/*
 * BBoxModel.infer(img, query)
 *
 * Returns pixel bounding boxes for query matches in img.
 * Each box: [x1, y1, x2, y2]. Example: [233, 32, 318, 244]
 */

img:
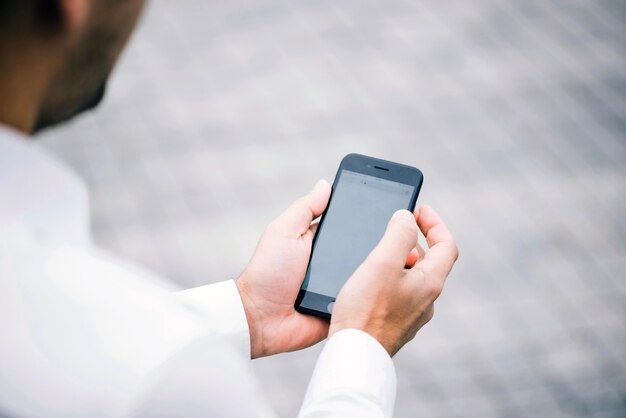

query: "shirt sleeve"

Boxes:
[177, 280, 251, 359]
[298, 328, 397, 418]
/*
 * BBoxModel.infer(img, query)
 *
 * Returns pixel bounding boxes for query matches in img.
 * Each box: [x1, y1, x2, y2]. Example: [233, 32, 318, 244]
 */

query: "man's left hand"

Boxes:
[236, 180, 331, 358]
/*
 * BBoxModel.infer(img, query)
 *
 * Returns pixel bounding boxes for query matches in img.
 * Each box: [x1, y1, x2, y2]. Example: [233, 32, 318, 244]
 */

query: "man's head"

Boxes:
[0, 0, 145, 133]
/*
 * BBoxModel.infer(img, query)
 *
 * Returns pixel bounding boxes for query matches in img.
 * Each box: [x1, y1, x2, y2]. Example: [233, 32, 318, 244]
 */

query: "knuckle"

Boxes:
[294, 196, 308, 209]
[266, 219, 279, 231]
[452, 241, 460, 261]
[367, 253, 399, 273]
[425, 281, 443, 300]
[427, 305, 435, 321]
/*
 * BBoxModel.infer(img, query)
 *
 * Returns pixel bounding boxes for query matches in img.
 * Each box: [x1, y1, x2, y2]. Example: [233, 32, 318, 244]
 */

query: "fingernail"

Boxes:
[313, 179, 326, 192]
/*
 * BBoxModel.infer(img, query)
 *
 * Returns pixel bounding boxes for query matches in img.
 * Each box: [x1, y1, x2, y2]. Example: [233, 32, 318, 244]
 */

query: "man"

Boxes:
[0, 1, 458, 417]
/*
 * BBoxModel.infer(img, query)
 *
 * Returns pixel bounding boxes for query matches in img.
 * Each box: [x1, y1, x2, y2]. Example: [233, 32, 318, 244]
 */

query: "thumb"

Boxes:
[366, 210, 418, 270]
[272, 180, 331, 237]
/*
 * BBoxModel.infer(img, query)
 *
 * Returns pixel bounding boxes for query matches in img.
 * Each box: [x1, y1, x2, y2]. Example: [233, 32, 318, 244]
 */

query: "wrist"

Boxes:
[330, 320, 399, 357]
[235, 276, 264, 359]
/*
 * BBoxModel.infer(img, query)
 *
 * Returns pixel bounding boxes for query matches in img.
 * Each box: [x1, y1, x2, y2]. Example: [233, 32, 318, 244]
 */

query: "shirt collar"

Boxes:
[0, 124, 90, 245]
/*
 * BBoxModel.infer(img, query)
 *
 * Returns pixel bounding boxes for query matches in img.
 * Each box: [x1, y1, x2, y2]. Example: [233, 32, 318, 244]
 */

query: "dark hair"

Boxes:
[0, 2, 22, 25]
[0, 2, 12, 28]
[0, 1, 61, 31]
[0, 1, 9, 17]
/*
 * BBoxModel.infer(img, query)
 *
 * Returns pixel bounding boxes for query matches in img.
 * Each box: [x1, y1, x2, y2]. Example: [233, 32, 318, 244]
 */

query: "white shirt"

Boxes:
[0, 125, 397, 418]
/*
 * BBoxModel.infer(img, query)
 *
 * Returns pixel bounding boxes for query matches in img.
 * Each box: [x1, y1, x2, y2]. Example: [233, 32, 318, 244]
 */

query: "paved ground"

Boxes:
[41, 0, 626, 416]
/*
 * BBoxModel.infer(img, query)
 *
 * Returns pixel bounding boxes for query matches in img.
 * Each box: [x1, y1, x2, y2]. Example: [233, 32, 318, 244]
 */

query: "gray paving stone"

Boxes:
[39, 0, 626, 416]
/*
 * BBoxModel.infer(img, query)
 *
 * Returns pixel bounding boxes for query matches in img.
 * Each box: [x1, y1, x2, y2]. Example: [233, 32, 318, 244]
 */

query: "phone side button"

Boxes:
[327, 301, 335, 314]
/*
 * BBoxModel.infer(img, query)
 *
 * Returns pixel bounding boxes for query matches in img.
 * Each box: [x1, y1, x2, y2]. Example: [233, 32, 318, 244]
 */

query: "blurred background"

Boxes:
[40, 0, 625, 416]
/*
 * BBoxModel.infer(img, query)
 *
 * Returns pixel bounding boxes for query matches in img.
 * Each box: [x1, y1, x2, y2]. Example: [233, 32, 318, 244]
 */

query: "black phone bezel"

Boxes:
[294, 153, 424, 320]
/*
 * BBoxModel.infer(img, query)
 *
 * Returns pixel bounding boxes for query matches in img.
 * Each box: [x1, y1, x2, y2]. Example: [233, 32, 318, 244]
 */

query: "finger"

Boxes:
[405, 248, 419, 268]
[413, 205, 458, 278]
[416, 242, 426, 260]
[309, 221, 320, 237]
[367, 209, 418, 269]
[273, 180, 331, 237]
[405, 242, 426, 268]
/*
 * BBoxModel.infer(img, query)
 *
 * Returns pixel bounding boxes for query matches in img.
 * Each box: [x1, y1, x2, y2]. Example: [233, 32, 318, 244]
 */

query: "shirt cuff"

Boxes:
[177, 280, 250, 359]
[302, 328, 397, 416]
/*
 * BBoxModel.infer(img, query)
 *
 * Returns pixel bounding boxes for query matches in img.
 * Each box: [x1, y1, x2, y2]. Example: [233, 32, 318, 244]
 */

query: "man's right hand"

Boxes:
[329, 205, 458, 357]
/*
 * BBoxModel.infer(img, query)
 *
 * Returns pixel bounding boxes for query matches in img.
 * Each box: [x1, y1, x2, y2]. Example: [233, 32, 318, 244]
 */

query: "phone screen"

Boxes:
[302, 169, 415, 299]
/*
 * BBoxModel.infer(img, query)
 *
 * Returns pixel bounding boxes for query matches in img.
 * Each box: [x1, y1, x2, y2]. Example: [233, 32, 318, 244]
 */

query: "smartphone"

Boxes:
[295, 153, 424, 319]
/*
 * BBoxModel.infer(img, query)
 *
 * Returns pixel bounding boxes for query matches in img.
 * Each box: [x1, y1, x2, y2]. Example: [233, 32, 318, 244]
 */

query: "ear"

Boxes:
[39, 0, 90, 32]
[59, 0, 90, 30]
